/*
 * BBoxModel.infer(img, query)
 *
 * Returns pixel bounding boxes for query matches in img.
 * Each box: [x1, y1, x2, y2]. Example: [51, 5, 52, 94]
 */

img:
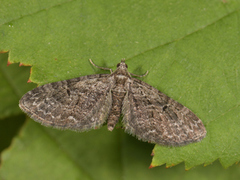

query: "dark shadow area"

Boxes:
[0, 114, 26, 164]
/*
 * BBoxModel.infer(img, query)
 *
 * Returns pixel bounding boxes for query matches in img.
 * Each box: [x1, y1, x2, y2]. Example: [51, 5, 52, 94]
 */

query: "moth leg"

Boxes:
[89, 59, 113, 73]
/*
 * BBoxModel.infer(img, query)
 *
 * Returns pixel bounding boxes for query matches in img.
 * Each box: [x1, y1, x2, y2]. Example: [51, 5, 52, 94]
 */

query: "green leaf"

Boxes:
[0, 53, 36, 118]
[0, 0, 240, 178]
[1, 120, 240, 180]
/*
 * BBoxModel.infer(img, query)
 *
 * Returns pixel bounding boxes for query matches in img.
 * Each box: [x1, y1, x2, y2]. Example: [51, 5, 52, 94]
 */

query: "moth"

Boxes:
[19, 59, 206, 146]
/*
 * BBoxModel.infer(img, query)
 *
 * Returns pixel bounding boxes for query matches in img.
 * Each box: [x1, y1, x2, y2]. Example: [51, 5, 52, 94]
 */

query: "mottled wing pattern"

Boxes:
[19, 74, 113, 131]
[122, 78, 206, 146]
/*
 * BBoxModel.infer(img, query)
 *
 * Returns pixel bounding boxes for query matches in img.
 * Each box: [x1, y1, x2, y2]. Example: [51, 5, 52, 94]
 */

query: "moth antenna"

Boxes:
[89, 59, 113, 73]
[130, 70, 149, 77]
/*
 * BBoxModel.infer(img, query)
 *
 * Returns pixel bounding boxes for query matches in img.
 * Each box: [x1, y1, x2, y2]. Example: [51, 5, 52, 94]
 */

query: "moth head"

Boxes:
[117, 58, 128, 69]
